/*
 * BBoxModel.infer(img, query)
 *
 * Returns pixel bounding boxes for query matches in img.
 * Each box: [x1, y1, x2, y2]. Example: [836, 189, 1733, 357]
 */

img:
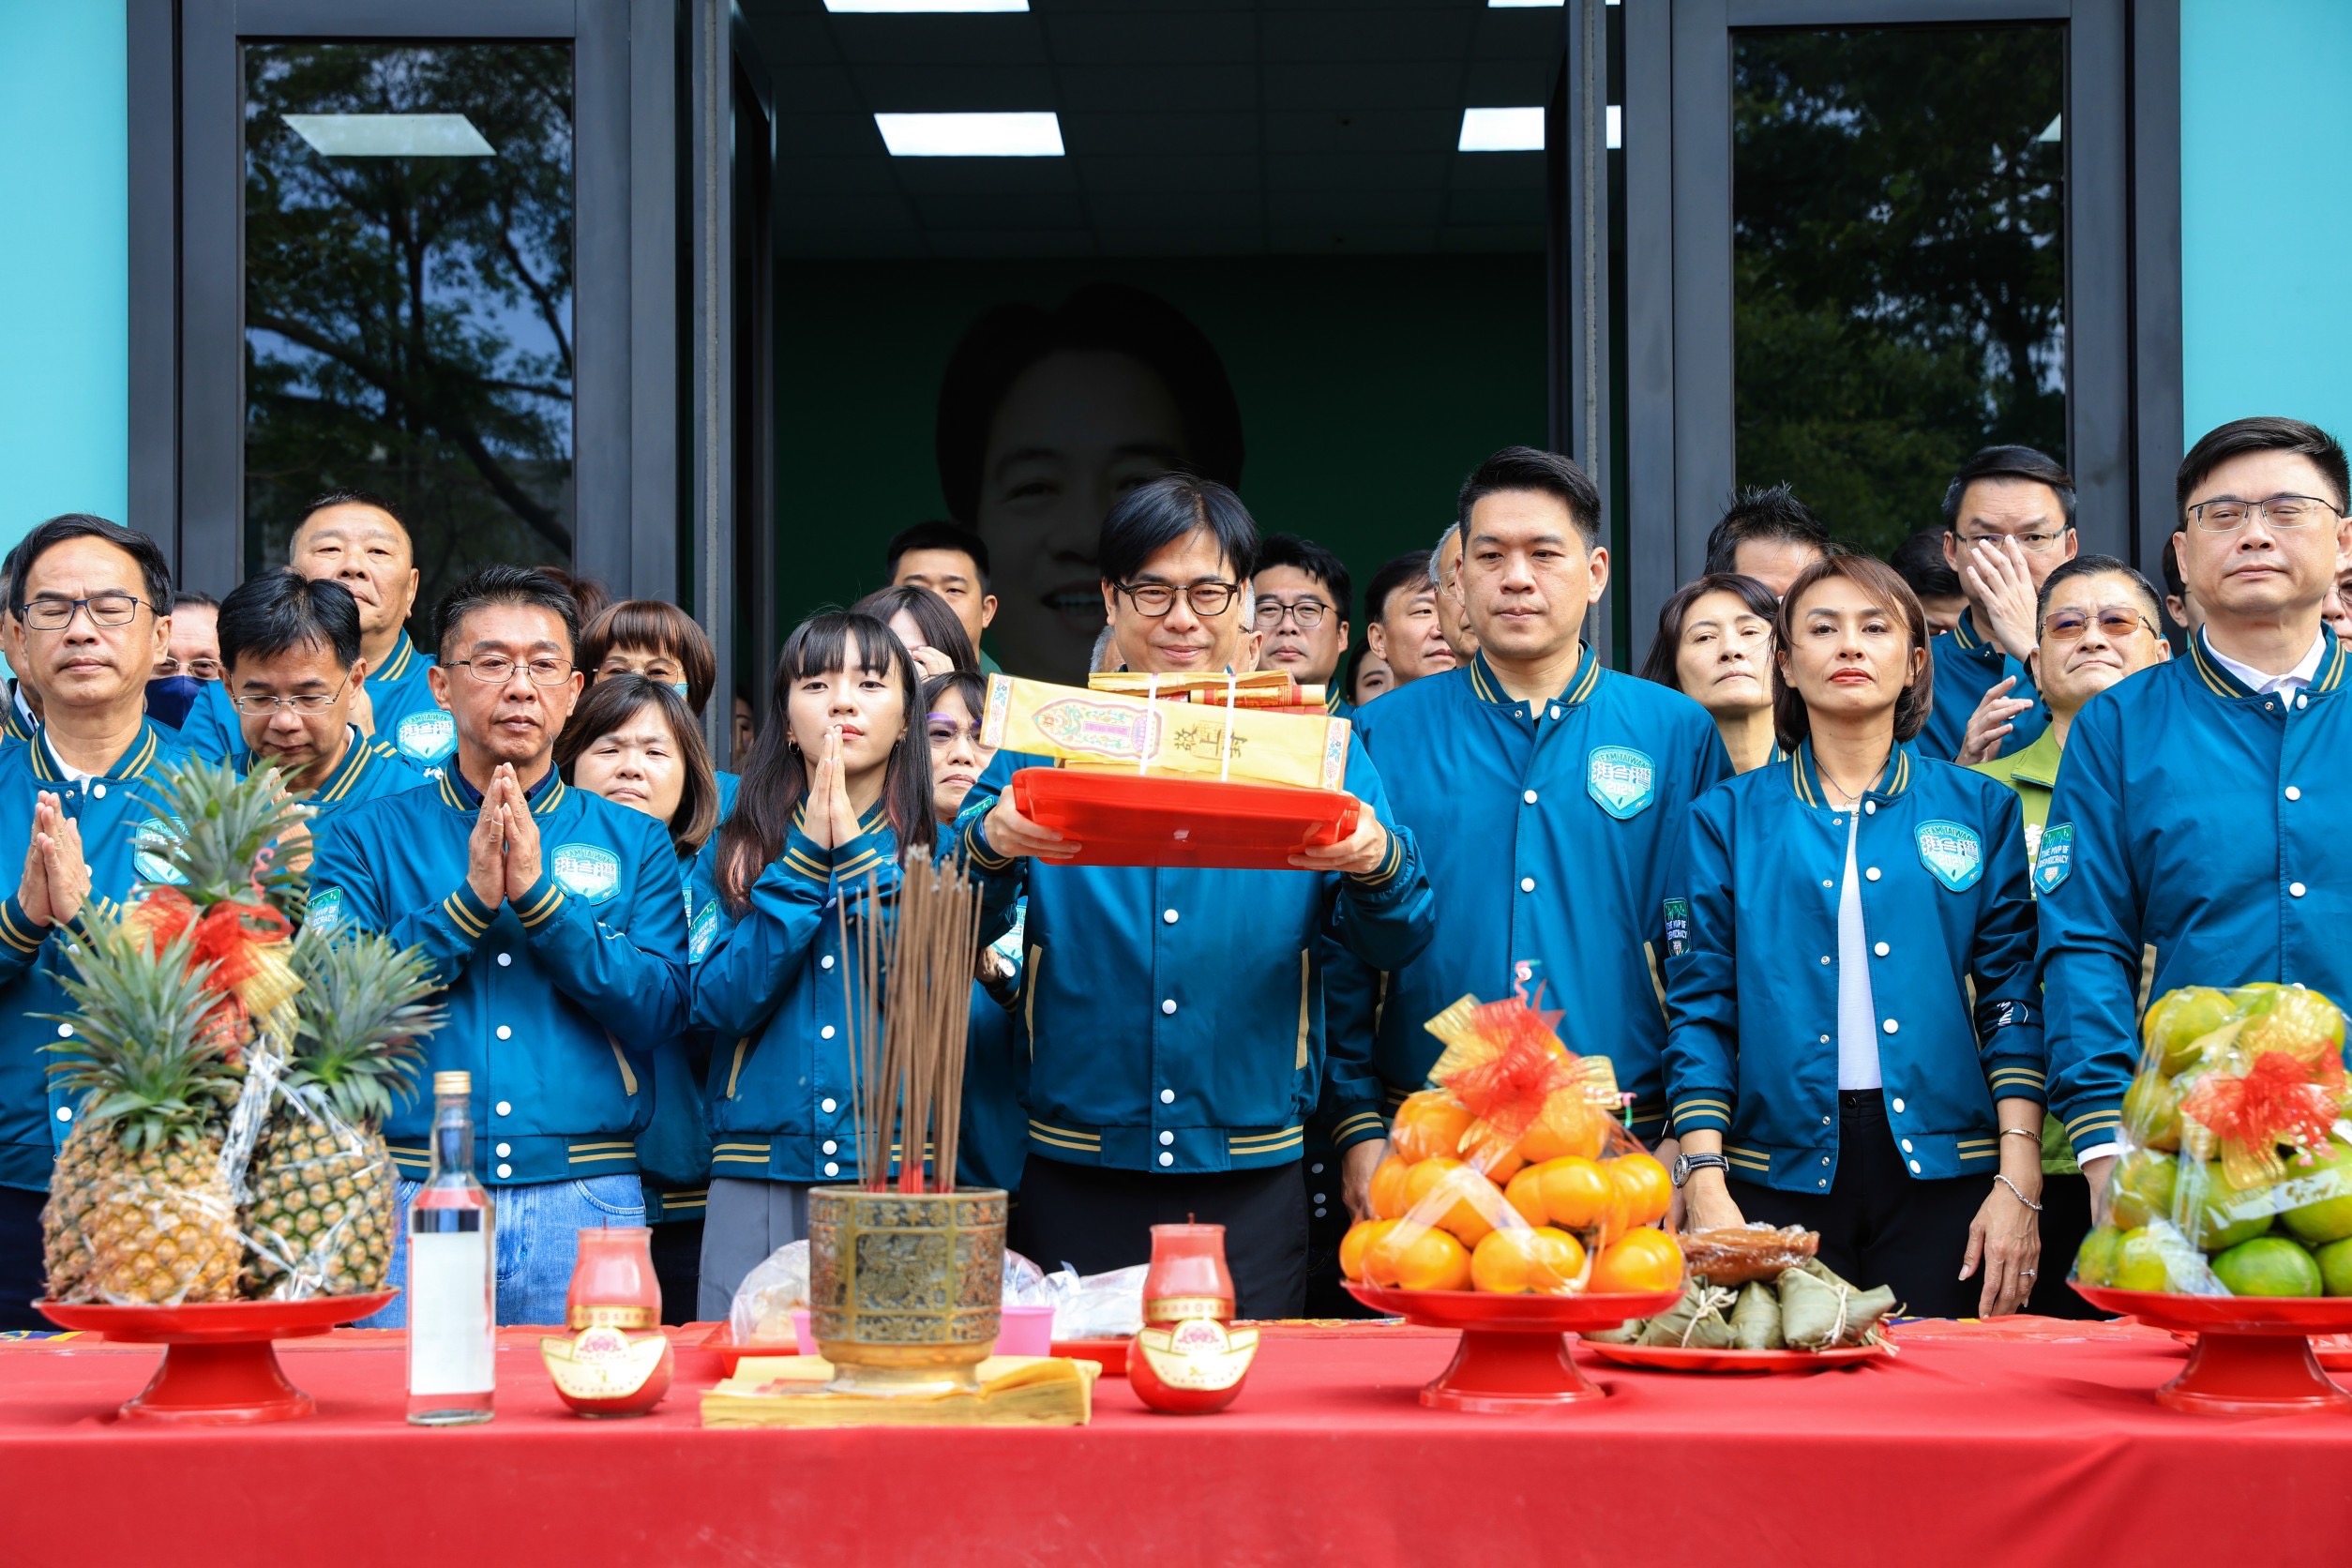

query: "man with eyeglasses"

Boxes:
[217, 571, 421, 868]
[0, 513, 190, 1327]
[1252, 533, 1353, 713]
[1921, 445, 2082, 762]
[2043, 417, 2352, 1215]
[1970, 554, 2169, 1314]
[961, 475, 1435, 1318]
[311, 565, 688, 1327]
[149, 589, 221, 730]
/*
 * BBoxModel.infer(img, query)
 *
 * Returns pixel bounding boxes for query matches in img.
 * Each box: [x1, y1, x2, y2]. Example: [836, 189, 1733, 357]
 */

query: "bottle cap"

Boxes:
[433, 1070, 472, 1097]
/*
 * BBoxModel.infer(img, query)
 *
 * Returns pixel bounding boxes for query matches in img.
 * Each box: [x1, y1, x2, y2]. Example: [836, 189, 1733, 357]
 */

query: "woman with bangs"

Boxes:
[580, 598, 740, 812]
[688, 610, 935, 1314]
[1662, 554, 2046, 1319]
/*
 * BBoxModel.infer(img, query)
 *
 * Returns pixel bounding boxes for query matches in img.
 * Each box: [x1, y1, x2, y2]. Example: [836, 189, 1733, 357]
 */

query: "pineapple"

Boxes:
[140, 758, 311, 921]
[240, 927, 441, 1299]
[40, 913, 244, 1304]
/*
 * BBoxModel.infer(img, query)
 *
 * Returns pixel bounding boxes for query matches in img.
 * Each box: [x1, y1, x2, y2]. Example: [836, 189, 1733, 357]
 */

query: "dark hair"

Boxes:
[1941, 445, 2077, 531]
[936, 284, 1244, 525]
[554, 673, 720, 857]
[1344, 638, 1391, 705]
[1705, 484, 1831, 575]
[580, 600, 719, 716]
[1890, 525, 1962, 602]
[1457, 445, 1603, 545]
[886, 520, 992, 589]
[852, 583, 981, 672]
[218, 571, 363, 671]
[537, 569, 611, 634]
[1255, 533, 1352, 624]
[9, 514, 174, 618]
[2035, 553, 2164, 627]
[433, 565, 580, 662]
[1636, 573, 1781, 691]
[2176, 415, 2351, 519]
[921, 668, 989, 727]
[303, 488, 409, 535]
[173, 591, 220, 612]
[1364, 550, 1435, 626]
[1771, 555, 1934, 752]
[2161, 532, 2187, 598]
[1097, 473, 1259, 589]
[716, 611, 933, 912]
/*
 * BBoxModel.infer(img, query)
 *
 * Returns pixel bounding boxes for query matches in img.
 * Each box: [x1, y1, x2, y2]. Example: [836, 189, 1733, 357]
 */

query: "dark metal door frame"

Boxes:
[127, 0, 680, 606]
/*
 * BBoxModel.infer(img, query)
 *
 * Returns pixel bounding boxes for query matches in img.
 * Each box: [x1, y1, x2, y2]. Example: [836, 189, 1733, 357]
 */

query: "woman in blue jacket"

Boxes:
[1664, 554, 2046, 1319]
[688, 611, 934, 1317]
[556, 673, 724, 1322]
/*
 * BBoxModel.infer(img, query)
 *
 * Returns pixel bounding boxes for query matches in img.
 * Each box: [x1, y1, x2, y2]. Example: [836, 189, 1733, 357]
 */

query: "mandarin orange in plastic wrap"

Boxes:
[1470, 1226, 1587, 1294]
[1530, 1156, 1613, 1231]
[1607, 1153, 1674, 1229]
[1403, 1157, 1498, 1247]
[1339, 1217, 1398, 1283]
[1367, 1154, 1411, 1221]
[1501, 1164, 1549, 1228]
[1371, 1224, 1472, 1291]
[1389, 1090, 1473, 1164]
[1516, 1093, 1607, 1164]
[1590, 1227, 1685, 1294]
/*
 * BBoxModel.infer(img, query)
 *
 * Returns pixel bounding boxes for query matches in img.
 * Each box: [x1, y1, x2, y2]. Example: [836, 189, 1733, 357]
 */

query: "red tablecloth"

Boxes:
[2, 1319, 2349, 1566]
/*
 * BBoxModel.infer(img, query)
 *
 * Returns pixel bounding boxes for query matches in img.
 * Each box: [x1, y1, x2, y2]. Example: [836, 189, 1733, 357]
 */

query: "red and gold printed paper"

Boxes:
[981, 673, 1349, 791]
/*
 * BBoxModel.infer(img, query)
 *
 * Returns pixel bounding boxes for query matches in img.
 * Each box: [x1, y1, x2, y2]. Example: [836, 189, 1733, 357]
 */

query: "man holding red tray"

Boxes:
[1345, 446, 1735, 1168]
[955, 476, 1437, 1319]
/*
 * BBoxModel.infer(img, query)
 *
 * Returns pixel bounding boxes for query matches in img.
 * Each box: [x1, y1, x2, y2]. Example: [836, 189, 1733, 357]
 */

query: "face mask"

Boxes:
[667, 681, 690, 700]
[145, 674, 205, 730]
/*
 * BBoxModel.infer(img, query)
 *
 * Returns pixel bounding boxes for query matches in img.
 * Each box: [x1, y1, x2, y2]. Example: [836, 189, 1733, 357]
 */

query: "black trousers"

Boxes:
[0, 1185, 45, 1331]
[1301, 1130, 1380, 1319]
[651, 1217, 704, 1327]
[1011, 1153, 1307, 1319]
[1730, 1093, 2000, 1320]
[2028, 1173, 2101, 1319]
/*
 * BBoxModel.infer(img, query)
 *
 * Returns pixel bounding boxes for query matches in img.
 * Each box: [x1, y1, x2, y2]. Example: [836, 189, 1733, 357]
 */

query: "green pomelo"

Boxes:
[2211, 1236, 2323, 1298]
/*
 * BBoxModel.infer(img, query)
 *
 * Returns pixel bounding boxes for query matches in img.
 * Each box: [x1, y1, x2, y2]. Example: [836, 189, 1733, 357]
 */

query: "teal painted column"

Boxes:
[2181, 0, 2352, 446]
[0, 2, 128, 550]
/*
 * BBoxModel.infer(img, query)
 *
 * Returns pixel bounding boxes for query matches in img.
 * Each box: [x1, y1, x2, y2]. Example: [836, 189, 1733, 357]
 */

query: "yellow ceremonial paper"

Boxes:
[982, 673, 1350, 791]
[698, 1353, 1097, 1429]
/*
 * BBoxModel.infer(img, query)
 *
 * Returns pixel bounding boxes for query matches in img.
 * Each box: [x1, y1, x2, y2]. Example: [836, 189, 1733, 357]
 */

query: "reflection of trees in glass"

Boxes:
[1733, 27, 2064, 558]
[244, 43, 573, 633]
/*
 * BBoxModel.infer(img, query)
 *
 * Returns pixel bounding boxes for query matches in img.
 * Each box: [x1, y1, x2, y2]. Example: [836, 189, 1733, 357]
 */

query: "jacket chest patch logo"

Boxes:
[1586, 746, 1656, 820]
[309, 886, 346, 934]
[396, 710, 457, 765]
[552, 843, 622, 905]
[1914, 819, 1983, 892]
[2033, 822, 2073, 895]
[132, 817, 187, 886]
[688, 900, 718, 962]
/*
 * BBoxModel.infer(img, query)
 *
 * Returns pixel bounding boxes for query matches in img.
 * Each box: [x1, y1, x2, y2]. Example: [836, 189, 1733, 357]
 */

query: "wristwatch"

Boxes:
[1670, 1152, 1730, 1188]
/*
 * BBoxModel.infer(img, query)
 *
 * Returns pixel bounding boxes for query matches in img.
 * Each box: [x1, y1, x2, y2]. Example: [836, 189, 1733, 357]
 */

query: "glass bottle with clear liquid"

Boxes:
[406, 1070, 496, 1425]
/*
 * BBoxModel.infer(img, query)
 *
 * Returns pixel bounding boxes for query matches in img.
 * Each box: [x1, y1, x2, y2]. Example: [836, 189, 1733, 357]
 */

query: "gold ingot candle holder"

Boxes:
[807, 1186, 1009, 1395]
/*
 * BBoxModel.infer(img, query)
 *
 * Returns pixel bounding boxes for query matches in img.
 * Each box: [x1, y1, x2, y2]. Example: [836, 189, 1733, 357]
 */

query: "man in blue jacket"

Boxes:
[178, 490, 450, 775]
[1347, 447, 1733, 1156]
[311, 566, 687, 1326]
[1919, 445, 2080, 761]
[2043, 416, 2352, 1210]
[0, 513, 189, 1327]
[960, 475, 1437, 1317]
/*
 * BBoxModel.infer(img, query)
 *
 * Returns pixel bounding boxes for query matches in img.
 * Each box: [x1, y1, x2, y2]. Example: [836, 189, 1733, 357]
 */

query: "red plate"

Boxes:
[1582, 1338, 1892, 1374]
[36, 1292, 395, 1424]
[1343, 1284, 1683, 1413]
[1011, 768, 1358, 871]
[697, 1319, 803, 1372]
[2073, 1285, 2352, 1415]
[1052, 1338, 1129, 1376]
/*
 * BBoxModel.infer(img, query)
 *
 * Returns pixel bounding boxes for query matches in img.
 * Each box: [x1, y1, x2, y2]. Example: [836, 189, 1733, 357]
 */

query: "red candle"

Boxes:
[1142, 1223, 1235, 1324]
[543, 1228, 672, 1417]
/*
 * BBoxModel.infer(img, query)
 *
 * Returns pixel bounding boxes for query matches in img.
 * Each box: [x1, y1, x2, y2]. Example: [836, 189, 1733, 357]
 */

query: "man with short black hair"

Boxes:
[2043, 417, 2352, 1212]
[311, 565, 687, 1326]
[2161, 533, 2202, 640]
[1252, 532, 1352, 711]
[1348, 448, 1733, 1155]
[0, 548, 41, 745]
[1921, 445, 2081, 761]
[1702, 484, 1832, 599]
[1363, 551, 1455, 688]
[0, 513, 189, 1327]
[962, 475, 1435, 1318]
[887, 520, 1001, 675]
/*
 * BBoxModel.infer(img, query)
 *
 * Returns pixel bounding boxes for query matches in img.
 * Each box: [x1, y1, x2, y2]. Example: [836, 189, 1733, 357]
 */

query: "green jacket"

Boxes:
[1968, 726, 2074, 1175]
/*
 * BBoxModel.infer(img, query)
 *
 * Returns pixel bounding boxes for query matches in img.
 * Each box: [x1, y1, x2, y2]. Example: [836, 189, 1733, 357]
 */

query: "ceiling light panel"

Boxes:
[875, 112, 1065, 157]
[1457, 107, 1544, 153]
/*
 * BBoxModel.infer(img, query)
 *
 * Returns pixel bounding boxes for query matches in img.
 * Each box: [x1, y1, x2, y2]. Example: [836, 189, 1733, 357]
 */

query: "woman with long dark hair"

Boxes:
[554, 674, 721, 1320]
[689, 611, 935, 1315]
[1638, 572, 1783, 774]
[1663, 554, 2044, 1319]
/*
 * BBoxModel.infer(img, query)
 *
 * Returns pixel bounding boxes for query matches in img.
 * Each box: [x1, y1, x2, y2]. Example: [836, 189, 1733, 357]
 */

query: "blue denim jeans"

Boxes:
[362, 1174, 647, 1328]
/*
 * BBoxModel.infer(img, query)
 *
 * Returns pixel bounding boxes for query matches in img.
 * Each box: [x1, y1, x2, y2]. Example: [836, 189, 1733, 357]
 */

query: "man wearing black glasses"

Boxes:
[0, 513, 189, 1327]
[1251, 533, 1352, 712]
[1922, 445, 2082, 762]
[218, 571, 423, 867]
[311, 565, 687, 1328]
[2043, 417, 2352, 1217]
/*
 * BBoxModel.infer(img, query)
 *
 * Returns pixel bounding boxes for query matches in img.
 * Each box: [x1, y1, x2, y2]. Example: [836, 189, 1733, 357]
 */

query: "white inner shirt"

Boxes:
[2206, 626, 2327, 694]
[1835, 808, 1881, 1091]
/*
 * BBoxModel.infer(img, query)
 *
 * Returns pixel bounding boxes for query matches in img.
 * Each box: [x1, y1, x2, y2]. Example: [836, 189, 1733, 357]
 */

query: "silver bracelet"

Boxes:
[1996, 1172, 2044, 1213]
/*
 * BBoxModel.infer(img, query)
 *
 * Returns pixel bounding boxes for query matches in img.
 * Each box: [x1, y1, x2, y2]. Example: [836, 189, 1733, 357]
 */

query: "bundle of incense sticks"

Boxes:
[837, 852, 985, 1193]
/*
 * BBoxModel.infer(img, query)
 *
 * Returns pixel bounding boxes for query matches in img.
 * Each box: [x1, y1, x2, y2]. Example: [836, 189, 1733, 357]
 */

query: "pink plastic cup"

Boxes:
[995, 1304, 1057, 1357]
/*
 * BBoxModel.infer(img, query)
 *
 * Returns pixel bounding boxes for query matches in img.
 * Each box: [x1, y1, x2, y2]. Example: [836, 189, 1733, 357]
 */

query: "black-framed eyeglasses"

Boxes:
[1116, 580, 1240, 619]
[14, 593, 152, 631]
[451, 654, 576, 686]
[230, 677, 351, 716]
[2043, 608, 2157, 643]
[1253, 596, 1330, 630]
[2186, 494, 2344, 533]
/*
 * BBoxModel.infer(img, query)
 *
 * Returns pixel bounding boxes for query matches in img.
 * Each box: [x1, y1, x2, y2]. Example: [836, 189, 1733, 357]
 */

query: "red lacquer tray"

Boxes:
[1052, 1337, 1129, 1376]
[698, 1319, 798, 1373]
[1582, 1337, 1894, 1374]
[1344, 1284, 1682, 1413]
[37, 1291, 396, 1424]
[2073, 1286, 2352, 1415]
[1011, 768, 1358, 870]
